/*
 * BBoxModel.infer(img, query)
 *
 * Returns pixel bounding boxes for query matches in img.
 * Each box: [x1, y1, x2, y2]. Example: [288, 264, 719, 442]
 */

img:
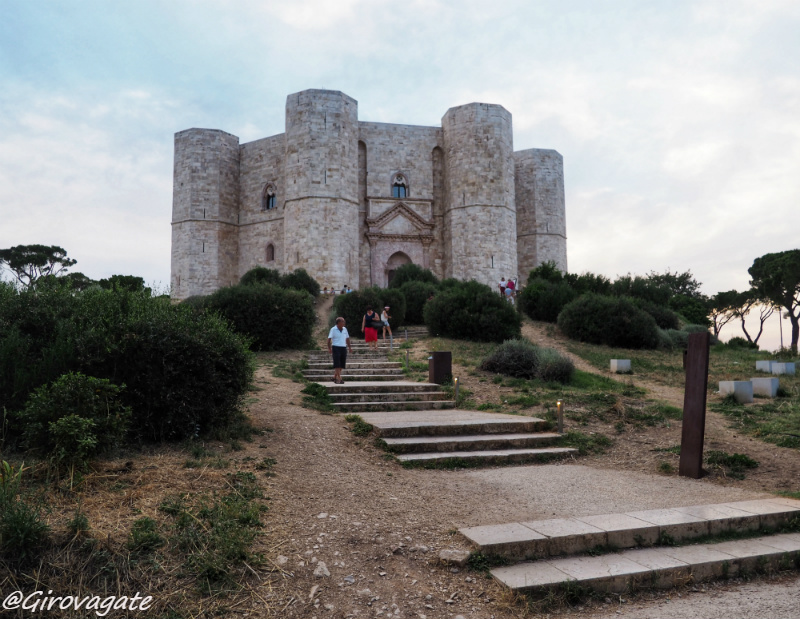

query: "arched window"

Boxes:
[262, 183, 277, 211]
[391, 173, 408, 199]
[266, 243, 275, 262]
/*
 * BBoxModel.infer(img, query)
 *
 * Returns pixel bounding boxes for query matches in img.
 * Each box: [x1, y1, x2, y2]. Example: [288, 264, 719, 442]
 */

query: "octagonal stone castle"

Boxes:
[170, 89, 567, 299]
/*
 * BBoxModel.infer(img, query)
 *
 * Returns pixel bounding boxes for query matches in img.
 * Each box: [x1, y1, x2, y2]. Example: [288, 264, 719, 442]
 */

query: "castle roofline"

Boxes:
[175, 128, 240, 139]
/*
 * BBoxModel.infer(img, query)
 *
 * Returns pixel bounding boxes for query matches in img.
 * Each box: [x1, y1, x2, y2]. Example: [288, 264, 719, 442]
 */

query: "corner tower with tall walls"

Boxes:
[515, 149, 567, 284]
[171, 129, 240, 298]
[441, 103, 518, 286]
[283, 90, 360, 289]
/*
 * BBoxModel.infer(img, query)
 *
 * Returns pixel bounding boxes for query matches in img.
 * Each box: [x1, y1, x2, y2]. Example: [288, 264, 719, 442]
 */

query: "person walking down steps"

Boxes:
[381, 306, 392, 348]
[362, 307, 380, 351]
[327, 317, 352, 384]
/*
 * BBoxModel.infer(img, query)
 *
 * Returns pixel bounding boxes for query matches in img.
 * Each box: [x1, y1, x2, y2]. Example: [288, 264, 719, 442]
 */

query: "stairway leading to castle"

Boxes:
[309, 327, 577, 466]
[460, 497, 800, 595]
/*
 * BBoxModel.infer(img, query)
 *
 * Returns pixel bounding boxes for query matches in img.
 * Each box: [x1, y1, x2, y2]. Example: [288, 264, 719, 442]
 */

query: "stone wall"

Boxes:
[442, 103, 517, 287]
[515, 148, 567, 284]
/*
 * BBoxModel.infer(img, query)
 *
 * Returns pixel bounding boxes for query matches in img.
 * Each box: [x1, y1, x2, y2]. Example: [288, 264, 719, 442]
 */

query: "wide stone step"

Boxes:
[329, 391, 449, 403]
[324, 381, 443, 394]
[308, 361, 402, 369]
[307, 374, 405, 382]
[333, 400, 456, 412]
[383, 432, 563, 454]
[304, 368, 404, 376]
[358, 410, 550, 438]
[395, 447, 576, 465]
[308, 354, 389, 362]
[491, 532, 800, 595]
[460, 498, 800, 563]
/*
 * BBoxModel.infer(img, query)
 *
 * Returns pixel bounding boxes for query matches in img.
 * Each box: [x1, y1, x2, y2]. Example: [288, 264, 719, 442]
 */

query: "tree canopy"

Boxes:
[749, 250, 800, 353]
[0, 244, 77, 288]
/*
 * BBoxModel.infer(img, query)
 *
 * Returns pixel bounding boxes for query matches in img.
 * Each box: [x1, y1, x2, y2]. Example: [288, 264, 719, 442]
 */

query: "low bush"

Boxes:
[205, 283, 315, 351]
[240, 266, 320, 297]
[0, 461, 49, 559]
[424, 280, 520, 342]
[399, 281, 437, 325]
[634, 299, 680, 330]
[479, 339, 574, 384]
[518, 278, 577, 323]
[16, 373, 130, 472]
[725, 336, 759, 350]
[387, 263, 438, 288]
[0, 285, 254, 443]
[557, 294, 660, 349]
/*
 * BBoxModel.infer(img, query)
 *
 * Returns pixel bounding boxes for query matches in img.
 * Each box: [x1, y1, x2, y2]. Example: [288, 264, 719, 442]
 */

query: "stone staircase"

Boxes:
[460, 497, 800, 595]
[309, 326, 577, 466]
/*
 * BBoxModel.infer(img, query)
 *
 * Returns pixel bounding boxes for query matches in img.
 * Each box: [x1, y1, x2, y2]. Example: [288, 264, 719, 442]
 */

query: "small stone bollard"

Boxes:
[719, 381, 754, 404]
[771, 362, 796, 376]
[755, 360, 774, 373]
[751, 377, 779, 398]
[610, 359, 631, 373]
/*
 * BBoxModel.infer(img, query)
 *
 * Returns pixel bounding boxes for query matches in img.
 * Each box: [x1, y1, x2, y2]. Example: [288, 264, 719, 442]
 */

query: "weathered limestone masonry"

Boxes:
[170, 89, 567, 299]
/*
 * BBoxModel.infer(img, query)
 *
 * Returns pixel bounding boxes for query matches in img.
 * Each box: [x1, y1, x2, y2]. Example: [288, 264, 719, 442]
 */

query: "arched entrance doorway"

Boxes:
[386, 252, 412, 286]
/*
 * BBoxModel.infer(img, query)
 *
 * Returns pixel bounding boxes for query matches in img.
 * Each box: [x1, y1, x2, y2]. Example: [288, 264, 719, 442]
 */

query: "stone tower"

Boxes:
[515, 149, 568, 283]
[171, 129, 240, 298]
[441, 103, 518, 283]
[283, 90, 360, 289]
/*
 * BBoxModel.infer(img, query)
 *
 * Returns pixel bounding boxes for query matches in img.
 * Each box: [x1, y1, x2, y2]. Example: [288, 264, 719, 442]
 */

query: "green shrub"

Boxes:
[332, 287, 386, 338]
[611, 275, 671, 306]
[480, 339, 539, 378]
[281, 268, 320, 298]
[424, 280, 521, 342]
[240, 267, 282, 287]
[565, 272, 613, 296]
[557, 294, 660, 349]
[0, 287, 254, 443]
[399, 281, 437, 325]
[479, 339, 574, 383]
[387, 263, 438, 288]
[16, 373, 130, 471]
[633, 299, 680, 330]
[519, 278, 577, 322]
[527, 261, 563, 283]
[669, 294, 711, 327]
[725, 336, 759, 350]
[0, 461, 49, 559]
[205, 283, 315, 351]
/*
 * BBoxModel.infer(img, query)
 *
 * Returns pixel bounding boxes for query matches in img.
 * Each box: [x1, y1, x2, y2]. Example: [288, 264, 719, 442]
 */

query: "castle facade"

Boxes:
[170, 89, 567, 299]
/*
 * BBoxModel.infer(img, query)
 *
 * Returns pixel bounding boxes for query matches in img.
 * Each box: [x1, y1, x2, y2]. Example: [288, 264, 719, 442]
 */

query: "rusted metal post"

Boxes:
[679, 332, 710, 478]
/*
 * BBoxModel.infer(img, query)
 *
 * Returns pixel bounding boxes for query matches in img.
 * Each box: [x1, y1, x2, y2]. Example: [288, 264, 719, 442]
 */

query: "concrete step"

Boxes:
[307, 374, 406, 382]
[324, 381, 444, 394]
[395, 447, 577, 466]
[308, 361, 402, 369]
[491, 531, 800, 595]
[304, 367, 404, 376]
[461, 498, 800, 563]
[333, 400, 456, 412]
[358, 410, 550, 438]
[329, 391, 449, 403]
[383, 432, 563, 454]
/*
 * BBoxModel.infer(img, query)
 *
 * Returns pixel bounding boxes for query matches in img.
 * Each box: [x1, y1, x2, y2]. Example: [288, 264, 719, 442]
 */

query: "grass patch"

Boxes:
[778, 490, 800, 500]
[300, 382, 335, 413]
[344, 414, 374, 437]
[653, 444, 681, 454]
[706, 450, 759, 480]
[557, 431, 612, 455]
[477, 402, 504, 411]
[271, 358, 308, 381]
[711, 397, 800, 451]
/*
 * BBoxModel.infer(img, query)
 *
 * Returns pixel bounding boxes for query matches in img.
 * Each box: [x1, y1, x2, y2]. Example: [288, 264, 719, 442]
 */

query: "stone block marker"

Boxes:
[751, 377, 779, 398]
[772, 362, 796, 376]
[610, 359, 631, 373]
[719, 381, 754, 404]
[755, 360, 774, 372]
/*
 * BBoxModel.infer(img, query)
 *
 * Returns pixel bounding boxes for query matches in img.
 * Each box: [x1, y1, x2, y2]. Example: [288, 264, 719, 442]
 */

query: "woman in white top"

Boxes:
[381, 306, 392, 346]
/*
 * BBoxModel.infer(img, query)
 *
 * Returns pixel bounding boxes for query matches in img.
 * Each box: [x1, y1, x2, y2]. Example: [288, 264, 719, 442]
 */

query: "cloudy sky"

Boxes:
[1, 0, 798, 346]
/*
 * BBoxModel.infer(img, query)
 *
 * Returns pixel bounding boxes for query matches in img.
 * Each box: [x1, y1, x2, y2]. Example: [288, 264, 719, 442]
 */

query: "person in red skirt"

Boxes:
[361, 306, 380, 351]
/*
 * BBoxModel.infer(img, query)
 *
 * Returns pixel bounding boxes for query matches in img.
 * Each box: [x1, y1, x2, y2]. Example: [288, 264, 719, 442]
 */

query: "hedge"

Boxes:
[557, 294, 660, 349]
